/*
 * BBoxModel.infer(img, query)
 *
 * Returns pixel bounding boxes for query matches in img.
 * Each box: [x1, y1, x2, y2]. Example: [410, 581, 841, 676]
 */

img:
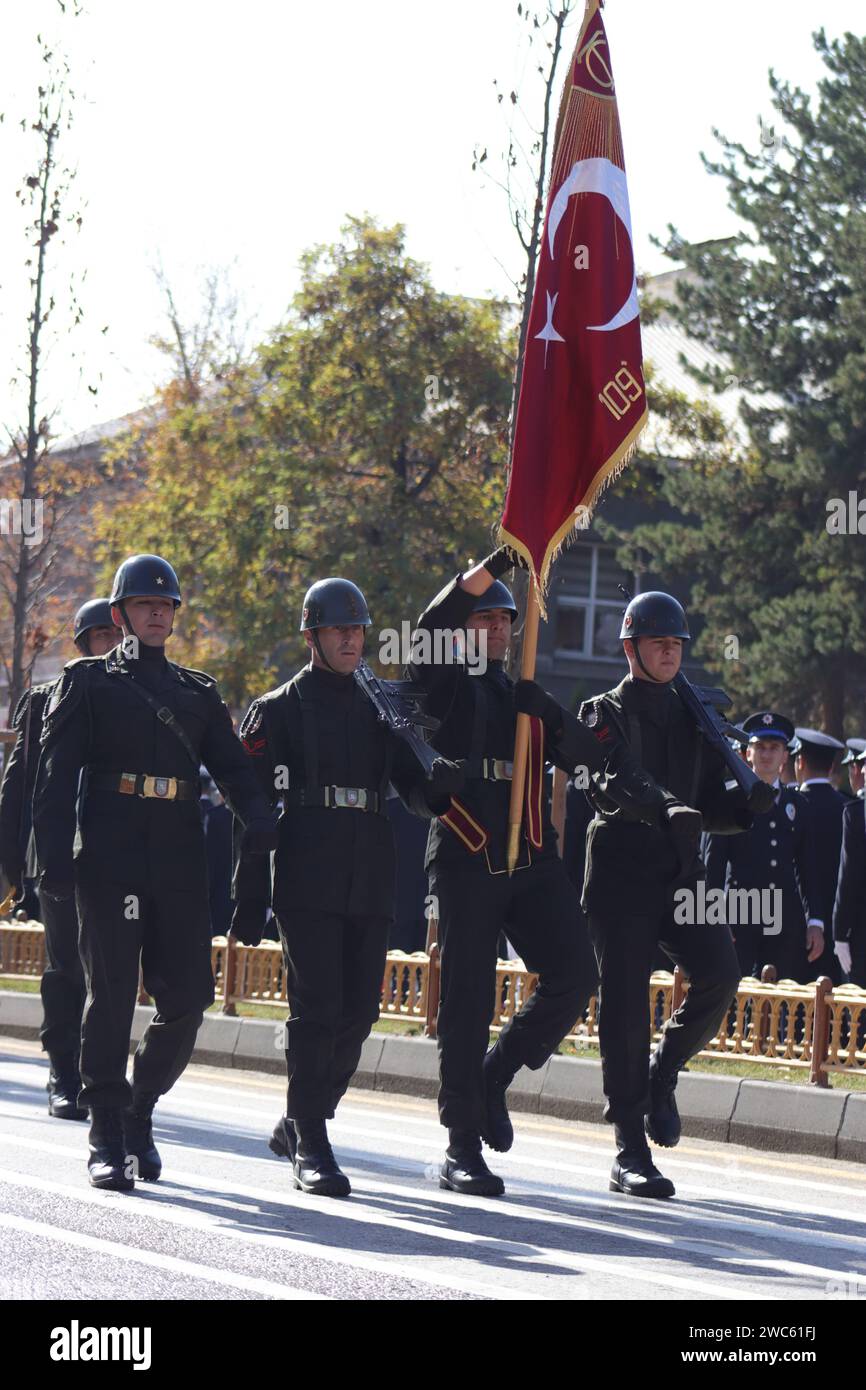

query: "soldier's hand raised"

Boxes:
[482, 546, 529, 579]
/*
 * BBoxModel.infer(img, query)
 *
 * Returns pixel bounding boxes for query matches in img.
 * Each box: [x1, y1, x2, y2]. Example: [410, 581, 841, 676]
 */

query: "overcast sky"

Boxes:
[2, 0, 863, 438]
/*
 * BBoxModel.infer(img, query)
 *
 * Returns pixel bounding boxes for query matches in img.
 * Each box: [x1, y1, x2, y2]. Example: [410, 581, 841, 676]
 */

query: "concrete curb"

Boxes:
[1, 990, 862, 1163]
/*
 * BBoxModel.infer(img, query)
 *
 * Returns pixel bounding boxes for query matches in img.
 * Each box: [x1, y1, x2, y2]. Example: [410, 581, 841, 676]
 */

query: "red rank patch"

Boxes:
[242, 736, 266, 756]
[593, 726, 612, 743]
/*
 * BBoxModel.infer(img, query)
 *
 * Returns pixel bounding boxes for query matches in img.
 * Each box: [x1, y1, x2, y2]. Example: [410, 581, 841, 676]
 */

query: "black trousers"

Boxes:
[37, 889, 86, 1066]
[589, 909, 740, 1127]
[432, 856, 597, 1132]
[277, 909, 390, 1120]
[76, 872, 215, 1110]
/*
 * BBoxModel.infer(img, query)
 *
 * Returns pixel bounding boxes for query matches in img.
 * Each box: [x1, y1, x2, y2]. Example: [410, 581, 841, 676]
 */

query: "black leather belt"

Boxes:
[87, 771, 198, 801]
[283, 786, 382, 813]
[462, 758, 514, 782]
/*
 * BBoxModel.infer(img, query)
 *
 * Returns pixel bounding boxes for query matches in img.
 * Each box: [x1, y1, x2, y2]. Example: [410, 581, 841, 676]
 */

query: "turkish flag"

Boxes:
[500, 0, 647, 595]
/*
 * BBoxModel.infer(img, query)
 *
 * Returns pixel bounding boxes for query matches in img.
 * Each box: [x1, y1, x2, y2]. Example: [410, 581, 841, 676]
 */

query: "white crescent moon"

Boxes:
[546, 156, 638, 332]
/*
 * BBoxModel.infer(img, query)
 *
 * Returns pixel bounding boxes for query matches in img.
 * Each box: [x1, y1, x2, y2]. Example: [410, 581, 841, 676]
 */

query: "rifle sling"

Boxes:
[113, 673, 201, 773]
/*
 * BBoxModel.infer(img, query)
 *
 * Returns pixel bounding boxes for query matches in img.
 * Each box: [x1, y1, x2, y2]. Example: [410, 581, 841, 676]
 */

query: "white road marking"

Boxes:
[0, 1144, 798, 1302]
[0, 1165, 510, 1301]
[0, 1209, 328, 1300]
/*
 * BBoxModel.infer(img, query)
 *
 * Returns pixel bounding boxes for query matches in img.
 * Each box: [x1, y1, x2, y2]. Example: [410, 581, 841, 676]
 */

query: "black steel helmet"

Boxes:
[620, 591, 689, 642]
[300, 578, 372, 631]
[472, 580, 517, 620]
[110, 554, 182, 607]
[73, 598, 117, 645]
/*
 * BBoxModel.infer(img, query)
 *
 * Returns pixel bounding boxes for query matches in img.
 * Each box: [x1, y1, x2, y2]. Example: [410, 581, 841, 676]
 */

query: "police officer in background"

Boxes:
[840, 739, 866, 801]
[834, 749, 866, 986]
[409, 550, 669, 1197]
[793, 729, 846, 983]
[232, 578, 459, 1198]
[0, 600, 121, 1120]
[705, 713, 824, 982]
[574, 592, 751, 1198]
[33, 555, 278, 1191]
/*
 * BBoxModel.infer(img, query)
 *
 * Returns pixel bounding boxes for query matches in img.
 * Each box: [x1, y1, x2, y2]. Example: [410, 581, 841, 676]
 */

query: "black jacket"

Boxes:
[407, 575, 637, 875]
[233, 663, 434, 918]
[579, 675, 750, 915]
[33, 646, 273, 892]
[0, 683, 51, 883]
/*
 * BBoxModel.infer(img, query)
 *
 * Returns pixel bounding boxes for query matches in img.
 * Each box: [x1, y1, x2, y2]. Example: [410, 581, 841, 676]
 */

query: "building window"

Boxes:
[554, 544, 632, 661]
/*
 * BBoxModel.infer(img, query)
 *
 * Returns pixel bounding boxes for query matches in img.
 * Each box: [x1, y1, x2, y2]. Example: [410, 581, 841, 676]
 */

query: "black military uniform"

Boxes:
[233, 578, 449, 1198]
[0, 600, 121, 1120]
[33, 555, 277, 1191]
[577, 593, 750, 1198]
[705, 713, 822, 982]
[833, 781, 866, 987]
[409, 553, 662, 1197]
[794, 728, 846, 983]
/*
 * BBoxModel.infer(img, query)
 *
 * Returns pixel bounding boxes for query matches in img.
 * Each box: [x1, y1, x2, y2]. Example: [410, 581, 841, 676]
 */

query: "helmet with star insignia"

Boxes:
[110, 554, 182, 607]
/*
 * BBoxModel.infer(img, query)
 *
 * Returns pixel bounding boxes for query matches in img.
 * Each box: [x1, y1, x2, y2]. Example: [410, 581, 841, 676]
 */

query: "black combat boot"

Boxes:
[122, 1093, 162, 1182]
[645, 1055, 682, 1148]
[481, 1043, 516, 1153]
[610, 1119, 675, 1199]
[47, 1059, 87, 1121]
[440, 1129, 505, 1196]
[268, 1115, 298, 1162]
[292, 1118, 351, 1197]
[88, 1108, 135, 1191]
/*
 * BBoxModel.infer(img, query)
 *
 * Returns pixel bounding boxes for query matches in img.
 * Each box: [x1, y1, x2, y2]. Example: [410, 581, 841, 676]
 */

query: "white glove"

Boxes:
[835, 941, 853, 976]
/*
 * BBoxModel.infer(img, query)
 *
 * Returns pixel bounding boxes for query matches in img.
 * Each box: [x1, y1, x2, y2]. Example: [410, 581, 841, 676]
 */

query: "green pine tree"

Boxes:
[621, 29, 866, 734]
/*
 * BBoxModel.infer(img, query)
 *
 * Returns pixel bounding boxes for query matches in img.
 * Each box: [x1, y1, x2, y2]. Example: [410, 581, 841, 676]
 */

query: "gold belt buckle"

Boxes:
[119, 773, 138, 796]
[141, 775, 177, 800]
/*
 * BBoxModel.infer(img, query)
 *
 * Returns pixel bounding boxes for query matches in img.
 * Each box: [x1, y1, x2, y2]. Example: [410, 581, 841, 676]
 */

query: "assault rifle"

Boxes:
[354, 659, 439, 774]
[673, 672, 775, 814]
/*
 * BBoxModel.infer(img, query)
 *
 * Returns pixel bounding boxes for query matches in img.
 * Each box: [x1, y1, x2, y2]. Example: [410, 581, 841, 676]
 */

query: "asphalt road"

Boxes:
[2, 1037, 865, 1303]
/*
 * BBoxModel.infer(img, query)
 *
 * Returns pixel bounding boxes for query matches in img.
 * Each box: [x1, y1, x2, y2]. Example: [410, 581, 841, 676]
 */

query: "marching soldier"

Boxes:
[408, 550, 667, 1197]
[32, 555, 278, 1191]
[0, 600, 121, 1120]
[232, 578, 460, 1198]
[569, 592, 751, 1198]
[793, 729, 847, 983]
[705, 713, 824, 982]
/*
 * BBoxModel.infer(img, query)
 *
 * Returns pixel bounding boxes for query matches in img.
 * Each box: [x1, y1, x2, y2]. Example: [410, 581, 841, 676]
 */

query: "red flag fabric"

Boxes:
[500, 0, 647, 595]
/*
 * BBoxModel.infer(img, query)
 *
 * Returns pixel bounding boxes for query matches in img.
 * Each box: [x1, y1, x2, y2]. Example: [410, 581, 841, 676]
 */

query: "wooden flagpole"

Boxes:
[506, 580, 542, 873]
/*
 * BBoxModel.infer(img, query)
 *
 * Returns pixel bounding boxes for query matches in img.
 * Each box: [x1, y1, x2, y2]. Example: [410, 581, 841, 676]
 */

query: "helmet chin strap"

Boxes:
[312, 630, 337, 673]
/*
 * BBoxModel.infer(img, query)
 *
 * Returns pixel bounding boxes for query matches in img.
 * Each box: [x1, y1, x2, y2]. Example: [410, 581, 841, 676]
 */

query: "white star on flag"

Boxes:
[535, 291, 565, 365]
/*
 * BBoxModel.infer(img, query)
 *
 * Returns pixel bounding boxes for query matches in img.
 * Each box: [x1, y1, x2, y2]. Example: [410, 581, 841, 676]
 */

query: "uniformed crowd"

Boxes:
[1, 547, 863, 1205]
